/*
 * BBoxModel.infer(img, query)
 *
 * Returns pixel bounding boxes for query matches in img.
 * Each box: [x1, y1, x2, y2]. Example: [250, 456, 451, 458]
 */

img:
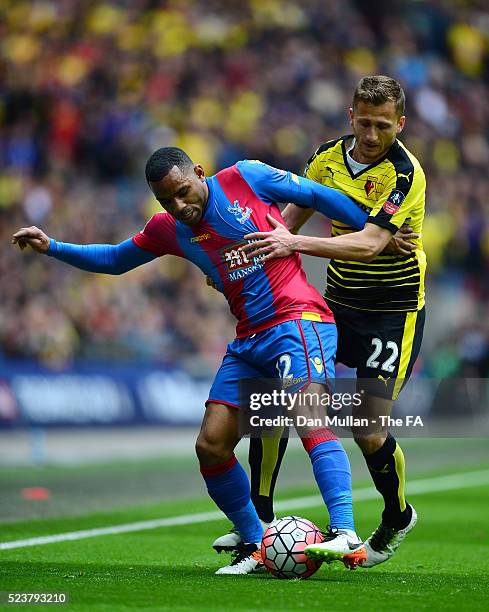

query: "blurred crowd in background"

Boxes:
[1, 0, 488, 377]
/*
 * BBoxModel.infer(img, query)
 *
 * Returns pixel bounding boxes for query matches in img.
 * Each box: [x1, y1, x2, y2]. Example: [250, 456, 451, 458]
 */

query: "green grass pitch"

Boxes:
[1, 446, 488, 610]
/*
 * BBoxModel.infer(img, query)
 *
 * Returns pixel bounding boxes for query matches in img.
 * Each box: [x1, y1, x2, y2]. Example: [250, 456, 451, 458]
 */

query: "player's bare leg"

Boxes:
[196, 403, 264, 574]
[196, 402, 241, 466]
[352, 393, 416, 568]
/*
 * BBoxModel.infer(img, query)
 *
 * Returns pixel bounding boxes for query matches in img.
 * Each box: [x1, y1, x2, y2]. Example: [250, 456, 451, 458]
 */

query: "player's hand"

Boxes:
[12, 226, 51, 253]
[242, 214, 298, 262]
[206, 275, 218, 290]
[382, 225, 418, 256]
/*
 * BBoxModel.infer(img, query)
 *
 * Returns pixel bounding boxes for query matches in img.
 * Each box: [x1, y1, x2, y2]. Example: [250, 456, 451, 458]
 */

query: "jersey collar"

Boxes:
[341, 134, 397, 180]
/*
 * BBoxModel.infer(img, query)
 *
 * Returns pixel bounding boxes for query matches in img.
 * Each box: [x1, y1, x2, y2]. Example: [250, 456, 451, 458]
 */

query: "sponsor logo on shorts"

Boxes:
[378, 374, 391, 386]
[310, 357, 324, 374]
[282, 376, 304, 389]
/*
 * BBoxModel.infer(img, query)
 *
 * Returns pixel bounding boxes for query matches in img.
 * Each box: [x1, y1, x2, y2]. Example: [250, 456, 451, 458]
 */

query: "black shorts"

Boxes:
[328, 302, 425, 400]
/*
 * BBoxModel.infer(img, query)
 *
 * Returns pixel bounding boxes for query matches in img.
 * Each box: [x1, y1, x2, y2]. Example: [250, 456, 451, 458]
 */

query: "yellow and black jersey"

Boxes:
[304, 134, 426, 312]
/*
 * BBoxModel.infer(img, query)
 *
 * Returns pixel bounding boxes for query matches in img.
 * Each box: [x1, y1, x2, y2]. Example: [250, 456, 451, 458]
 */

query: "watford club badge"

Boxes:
[364, 176, 377, 196]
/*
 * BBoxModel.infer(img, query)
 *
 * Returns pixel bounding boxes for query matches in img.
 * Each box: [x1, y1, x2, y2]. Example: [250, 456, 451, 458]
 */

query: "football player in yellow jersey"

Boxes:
[242, 76, 425, 568]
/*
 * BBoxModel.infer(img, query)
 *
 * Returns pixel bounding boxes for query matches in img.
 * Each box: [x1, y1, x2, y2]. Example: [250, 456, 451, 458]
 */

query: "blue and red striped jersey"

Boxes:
[133, 161, 365, 338]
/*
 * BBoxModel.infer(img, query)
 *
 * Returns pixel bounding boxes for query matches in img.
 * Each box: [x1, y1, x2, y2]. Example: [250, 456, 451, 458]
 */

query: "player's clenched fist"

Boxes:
[11, 226, 50, 253]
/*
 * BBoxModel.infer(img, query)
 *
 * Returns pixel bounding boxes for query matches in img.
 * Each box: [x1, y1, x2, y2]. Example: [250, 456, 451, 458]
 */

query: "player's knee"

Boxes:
[354, 433, 386, 455]
[195, 432, 232, 465]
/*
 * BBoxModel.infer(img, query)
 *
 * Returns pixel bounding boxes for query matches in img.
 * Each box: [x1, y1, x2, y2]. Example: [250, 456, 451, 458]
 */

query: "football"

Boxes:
[261, 516, 324, 579]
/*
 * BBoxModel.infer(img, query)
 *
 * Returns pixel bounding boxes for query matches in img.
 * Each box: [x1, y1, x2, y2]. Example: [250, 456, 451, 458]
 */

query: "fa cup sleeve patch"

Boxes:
[382, 189, 405, 215]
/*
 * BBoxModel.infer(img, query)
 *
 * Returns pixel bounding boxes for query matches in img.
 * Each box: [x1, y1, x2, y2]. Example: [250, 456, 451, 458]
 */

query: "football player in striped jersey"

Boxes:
[243, 76, 425, 568]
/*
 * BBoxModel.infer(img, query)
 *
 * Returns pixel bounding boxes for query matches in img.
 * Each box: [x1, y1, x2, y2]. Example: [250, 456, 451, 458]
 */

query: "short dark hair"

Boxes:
[145, 147, 194, 183]
[353, 75, 405, 116]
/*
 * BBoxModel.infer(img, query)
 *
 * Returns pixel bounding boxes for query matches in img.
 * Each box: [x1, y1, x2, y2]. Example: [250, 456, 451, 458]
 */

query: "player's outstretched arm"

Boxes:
[243, 216, 415, 263]
[281, 203, 417, 251]
[12, 226, 156, 274]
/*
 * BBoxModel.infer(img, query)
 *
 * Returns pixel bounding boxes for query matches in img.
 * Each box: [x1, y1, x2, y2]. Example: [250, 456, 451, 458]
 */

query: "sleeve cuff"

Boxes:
[46, 238, 58, 256]
[367, 216, 398, 234]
